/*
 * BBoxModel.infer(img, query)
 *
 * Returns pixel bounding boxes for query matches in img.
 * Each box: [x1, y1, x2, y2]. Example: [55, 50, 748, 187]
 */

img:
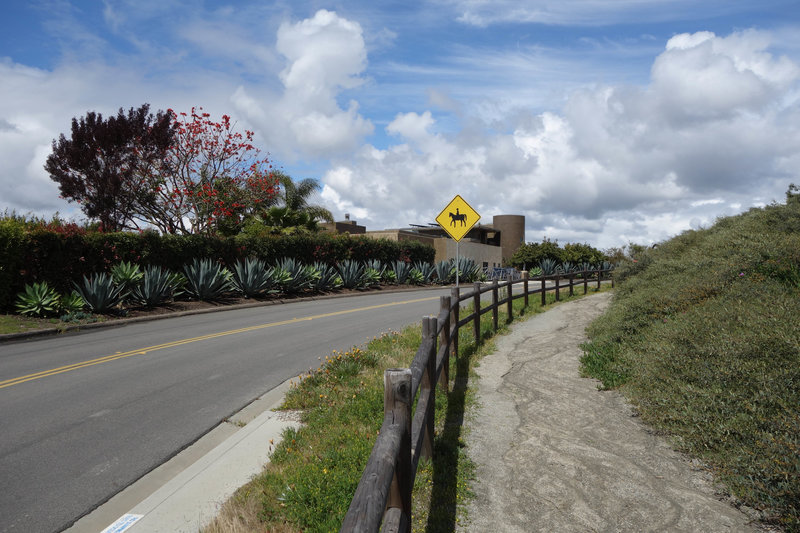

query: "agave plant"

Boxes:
[433, 260, 455, 284]
[528, 266, 543, 278]
[539, 258, 559, 276]
[59, 291, 86, 314]
[454, 257, 483, 283]
[111, 261, 143, 294]
[382, 269, 398, 284]
[391, 261, 413, 285]
[363, 259, 385, 277]
[337, 259, 366, 289]
[129, 265, 178, 307]
[231, 257, 272, 298]
[558, 261, 575, 276]
[15, 281, 61, 317]
[312, 262, 343, 292]
[363, 267, 382, 288]
[412, 261, 435, 284]
[74, 272, 126, 313]
[277, 257, 320, 294]
[183, 259, 233, 301]
[408, 269, 425, 285]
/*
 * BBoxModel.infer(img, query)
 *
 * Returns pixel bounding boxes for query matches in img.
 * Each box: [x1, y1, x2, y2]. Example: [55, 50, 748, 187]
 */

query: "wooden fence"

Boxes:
[339, 268, 613, 532]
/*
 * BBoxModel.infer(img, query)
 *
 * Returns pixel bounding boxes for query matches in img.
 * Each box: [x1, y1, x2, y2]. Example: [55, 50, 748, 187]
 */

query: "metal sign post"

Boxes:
[435, 195, 480, 288]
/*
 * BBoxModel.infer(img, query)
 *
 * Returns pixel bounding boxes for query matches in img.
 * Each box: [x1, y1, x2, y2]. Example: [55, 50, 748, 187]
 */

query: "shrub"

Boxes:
[337, 260, 365, 289]
[59, 291, 85, 314]
[73, 272, 126, 313]
[312, 262, 343, 292]
[183, 259, 233, 301]
[111, 261, 144, 295]
[15, 281, 61, 317]
[129, 266, 178, 307]
[231, 258, 272, 298]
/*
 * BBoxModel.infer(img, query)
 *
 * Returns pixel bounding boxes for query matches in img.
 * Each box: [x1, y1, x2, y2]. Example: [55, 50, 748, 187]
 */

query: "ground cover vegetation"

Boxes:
[581, 186, 800, 531]
[203, 283, 607, 533]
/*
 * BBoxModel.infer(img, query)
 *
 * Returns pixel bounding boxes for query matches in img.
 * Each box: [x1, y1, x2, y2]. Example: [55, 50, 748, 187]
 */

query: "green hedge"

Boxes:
[0, 228, 435, 310]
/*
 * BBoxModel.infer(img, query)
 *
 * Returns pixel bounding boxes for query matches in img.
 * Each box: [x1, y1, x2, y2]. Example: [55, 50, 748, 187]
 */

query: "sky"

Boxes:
[1, 0, 800, 250]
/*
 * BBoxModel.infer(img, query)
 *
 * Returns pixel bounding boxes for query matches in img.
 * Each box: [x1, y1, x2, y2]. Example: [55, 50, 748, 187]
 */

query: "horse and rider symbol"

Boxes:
[448, 208, 467, 227]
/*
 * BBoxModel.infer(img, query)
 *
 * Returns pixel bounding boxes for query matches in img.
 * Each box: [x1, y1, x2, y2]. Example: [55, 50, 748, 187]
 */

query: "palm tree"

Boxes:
[274, 171, 334, 226]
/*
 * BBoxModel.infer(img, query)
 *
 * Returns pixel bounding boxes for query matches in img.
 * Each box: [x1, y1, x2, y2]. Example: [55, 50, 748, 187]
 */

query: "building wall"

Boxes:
[434, 239, 503, 268]
[492, 214, 525, 263]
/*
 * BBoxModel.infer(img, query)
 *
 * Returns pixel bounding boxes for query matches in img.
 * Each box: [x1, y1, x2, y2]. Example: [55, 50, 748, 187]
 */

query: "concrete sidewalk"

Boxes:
[460, 292, 765, 533]
[66, 380, 300, 533]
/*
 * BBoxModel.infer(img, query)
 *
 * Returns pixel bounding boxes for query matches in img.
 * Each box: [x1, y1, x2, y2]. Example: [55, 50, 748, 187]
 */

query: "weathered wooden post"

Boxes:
[439, 296, 451, 391]
[555, 274, 561, 302]
[568, 272, 574, 297]
[597, 268, 602, 290]
[611, 271, 615, 288]
[341, 368, 412, 532]
[472, 282, 481, 345]
[491, 280, 499, 331]
[506, 279, 513, 321]
[541, 275, 546, 307]
[384, 368, 412, 532]
[522, 271, 529, 308]
[583, 268, 588, 294]
[420, 317, 437, 460]
[450, 287, 460, 358]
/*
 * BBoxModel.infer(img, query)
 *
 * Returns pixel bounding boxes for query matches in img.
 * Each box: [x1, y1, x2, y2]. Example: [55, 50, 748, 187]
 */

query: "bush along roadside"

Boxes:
[202, 282, 607, 533]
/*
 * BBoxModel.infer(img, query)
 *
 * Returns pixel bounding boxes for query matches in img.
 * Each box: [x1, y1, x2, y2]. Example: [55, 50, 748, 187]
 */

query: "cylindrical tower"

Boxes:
[492, 215, 525, 264]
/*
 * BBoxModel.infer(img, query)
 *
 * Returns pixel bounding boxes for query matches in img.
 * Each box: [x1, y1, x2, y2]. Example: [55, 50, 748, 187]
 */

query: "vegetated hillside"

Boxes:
[581, 190, 800, 531]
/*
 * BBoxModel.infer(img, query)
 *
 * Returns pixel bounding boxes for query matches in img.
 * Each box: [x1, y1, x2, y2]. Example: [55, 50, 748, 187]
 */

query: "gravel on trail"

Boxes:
[460, 292, 764, 533]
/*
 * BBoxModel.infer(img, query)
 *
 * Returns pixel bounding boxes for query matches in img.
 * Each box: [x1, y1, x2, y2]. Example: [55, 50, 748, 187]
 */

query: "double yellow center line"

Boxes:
[0, 296, 437, 390]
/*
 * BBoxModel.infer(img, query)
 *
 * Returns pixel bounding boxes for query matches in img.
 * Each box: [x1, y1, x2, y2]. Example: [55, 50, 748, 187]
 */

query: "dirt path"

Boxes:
[459, 292, 760, 532]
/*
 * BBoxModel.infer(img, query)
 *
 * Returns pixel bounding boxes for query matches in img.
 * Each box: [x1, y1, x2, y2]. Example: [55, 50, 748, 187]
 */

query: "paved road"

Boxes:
[0, 289, 448, 533]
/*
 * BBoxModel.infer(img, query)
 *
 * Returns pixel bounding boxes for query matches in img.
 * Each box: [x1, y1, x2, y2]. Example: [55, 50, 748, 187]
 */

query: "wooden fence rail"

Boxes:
[340, 268, 613, 532]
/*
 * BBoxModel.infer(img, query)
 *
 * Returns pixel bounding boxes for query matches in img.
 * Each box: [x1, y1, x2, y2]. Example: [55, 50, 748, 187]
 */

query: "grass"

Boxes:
[203, 280, 608, 533]
[581, 196, 800, 531]
[0, 313, 60, 334]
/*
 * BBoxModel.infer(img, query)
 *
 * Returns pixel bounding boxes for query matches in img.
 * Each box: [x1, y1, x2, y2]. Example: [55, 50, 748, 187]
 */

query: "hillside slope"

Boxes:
[582, 191, 800, 531]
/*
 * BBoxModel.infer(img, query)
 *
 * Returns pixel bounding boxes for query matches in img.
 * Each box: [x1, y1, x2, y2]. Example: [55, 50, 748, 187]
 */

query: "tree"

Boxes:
[508, 237, 563, 269]
[45, 104, 175, 232]
[151, 107, 279, 235]
[275, 172, 333, 224]
[247, 172, 334, 233]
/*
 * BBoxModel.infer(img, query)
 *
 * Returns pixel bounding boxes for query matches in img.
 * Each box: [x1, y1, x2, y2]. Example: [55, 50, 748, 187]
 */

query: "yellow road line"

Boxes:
[0, 296, 438, 390]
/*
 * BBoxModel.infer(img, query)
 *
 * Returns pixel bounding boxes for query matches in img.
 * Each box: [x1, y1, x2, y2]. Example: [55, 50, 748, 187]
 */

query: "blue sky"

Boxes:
[2, 0, 800, 248]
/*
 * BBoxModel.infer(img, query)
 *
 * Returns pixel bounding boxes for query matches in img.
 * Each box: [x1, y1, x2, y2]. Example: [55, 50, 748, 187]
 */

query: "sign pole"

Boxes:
[456, 240, 460, 288]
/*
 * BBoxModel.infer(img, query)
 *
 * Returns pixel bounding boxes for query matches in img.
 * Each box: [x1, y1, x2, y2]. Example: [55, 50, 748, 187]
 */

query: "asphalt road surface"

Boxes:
[0, 288, 449, 533]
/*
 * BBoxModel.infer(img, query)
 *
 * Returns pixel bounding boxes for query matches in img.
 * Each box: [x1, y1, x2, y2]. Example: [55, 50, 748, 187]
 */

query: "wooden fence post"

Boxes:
[611, 271, 615, 288]
[473, 282, 481, 345]
[568, 273, 574, 297]
[583, 268, 588, 294]
[541, 275, 546, 307]
[439, 296, 450, 391]
[450, 287, 459, 359]
[420, 317, 437, 461]
[597, 269, 601, 290]
[491, 280, 499, 331]
[522, 271, 529, 308]
[384, 368, 412, 530]
[555, 274, 561, 302]
[506, 280, 513, 321]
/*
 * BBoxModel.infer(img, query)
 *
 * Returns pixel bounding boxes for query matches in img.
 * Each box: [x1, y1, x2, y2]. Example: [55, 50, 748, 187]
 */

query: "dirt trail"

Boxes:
[460, 292, 760, 532]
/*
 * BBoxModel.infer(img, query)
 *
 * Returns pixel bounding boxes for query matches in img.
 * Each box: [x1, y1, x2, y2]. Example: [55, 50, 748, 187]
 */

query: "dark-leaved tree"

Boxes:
[45, 104, 175, 232]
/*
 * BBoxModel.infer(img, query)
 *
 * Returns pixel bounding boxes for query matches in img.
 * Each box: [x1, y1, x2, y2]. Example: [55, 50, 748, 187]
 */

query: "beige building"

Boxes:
[325, 214, 525, 267]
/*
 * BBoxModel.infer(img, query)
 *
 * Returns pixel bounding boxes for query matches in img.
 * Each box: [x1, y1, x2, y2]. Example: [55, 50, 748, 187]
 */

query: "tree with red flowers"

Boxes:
[149, 107, 279, 235]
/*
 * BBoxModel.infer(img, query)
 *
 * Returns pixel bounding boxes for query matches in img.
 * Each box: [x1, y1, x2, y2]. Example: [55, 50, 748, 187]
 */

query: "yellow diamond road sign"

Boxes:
[436, 195, 480, 242]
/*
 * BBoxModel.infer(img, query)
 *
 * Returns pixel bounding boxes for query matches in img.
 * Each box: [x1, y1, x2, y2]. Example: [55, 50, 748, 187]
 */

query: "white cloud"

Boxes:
[320, 29, 800, 248]
[232, 10, 374, 160]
